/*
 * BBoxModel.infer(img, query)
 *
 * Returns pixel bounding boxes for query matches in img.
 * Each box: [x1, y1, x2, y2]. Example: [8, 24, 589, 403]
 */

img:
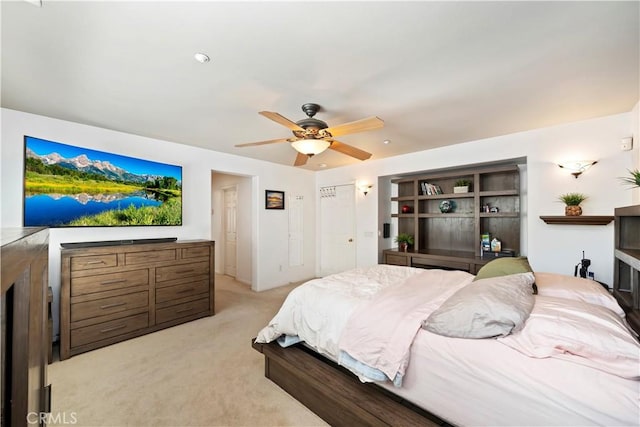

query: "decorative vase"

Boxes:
[399, 242, 408, 252]
[401, 205, 412, 213]
[565, 205, 582, 216]
[439, 200, 454, 213]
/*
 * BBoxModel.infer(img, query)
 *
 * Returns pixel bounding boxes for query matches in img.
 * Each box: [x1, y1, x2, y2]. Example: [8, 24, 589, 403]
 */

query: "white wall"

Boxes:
[317, 112, 637, 286]
[1, 108, 317, 337]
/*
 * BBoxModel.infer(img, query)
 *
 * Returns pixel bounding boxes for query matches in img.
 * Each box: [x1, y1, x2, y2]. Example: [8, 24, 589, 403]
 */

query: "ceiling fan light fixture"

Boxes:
[291, 139, 330, 156]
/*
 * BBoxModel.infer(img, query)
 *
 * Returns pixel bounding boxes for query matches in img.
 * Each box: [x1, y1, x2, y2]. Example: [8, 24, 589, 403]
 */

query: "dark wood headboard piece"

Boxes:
[613, 204, 640, 336]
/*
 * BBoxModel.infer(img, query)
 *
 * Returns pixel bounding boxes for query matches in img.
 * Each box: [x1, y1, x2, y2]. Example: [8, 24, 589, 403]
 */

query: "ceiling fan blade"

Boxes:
[329, 140, 372, 161]
[324, 116, 384, 137]
[293, 152, 309, 166]
[235, 137, 295, 148]
[259, 111, 305, 131]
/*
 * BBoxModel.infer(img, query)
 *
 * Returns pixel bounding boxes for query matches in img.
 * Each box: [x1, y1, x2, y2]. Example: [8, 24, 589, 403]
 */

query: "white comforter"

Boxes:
[256, 264, 423, 359]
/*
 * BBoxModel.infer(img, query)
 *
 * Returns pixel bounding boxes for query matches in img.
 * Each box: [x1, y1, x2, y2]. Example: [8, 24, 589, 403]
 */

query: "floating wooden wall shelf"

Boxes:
[539, 216, 614, 225]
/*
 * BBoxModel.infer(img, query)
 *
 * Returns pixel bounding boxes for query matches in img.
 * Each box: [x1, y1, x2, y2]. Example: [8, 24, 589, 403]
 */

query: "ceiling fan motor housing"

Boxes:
[295, 103, 329, 138]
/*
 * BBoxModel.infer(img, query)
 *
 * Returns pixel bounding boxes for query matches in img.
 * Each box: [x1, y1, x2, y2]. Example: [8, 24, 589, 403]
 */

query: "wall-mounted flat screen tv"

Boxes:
[23, 136, 182, 227]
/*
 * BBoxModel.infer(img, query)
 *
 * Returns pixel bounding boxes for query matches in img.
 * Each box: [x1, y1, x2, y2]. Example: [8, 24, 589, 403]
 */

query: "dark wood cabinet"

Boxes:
[384, 164, 521, 271]
[613, 205, 640, 332]
[60, 240, 215, 360]
[1, 228, 51, 427]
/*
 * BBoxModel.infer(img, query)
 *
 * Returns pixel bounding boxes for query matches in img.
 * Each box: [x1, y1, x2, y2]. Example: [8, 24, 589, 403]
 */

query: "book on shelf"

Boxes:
[421, 182, 443, 195]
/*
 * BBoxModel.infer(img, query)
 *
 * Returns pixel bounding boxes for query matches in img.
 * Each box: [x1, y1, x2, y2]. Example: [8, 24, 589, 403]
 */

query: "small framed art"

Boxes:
[265, 190, 285, 210]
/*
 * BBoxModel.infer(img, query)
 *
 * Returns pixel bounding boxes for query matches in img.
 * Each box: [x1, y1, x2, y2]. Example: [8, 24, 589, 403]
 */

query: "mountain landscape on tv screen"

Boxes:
[24, 137, 182, 227]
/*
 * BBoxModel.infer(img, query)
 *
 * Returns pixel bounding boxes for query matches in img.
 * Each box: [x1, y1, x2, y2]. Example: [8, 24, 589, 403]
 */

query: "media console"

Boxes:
[60, 237, 177, 249]
[59, 239, 214, 360]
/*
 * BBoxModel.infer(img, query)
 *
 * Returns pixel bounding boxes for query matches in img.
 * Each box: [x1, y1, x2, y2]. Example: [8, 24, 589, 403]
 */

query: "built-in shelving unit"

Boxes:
[384, 164, 521, 273]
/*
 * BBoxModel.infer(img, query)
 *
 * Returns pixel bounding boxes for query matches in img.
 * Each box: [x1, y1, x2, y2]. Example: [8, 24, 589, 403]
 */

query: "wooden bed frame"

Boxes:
[252, 205, 640, 427]
[251, 339, 448, 427]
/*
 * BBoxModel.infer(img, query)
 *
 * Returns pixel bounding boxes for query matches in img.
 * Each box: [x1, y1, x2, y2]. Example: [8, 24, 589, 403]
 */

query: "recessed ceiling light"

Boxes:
[383, 139, 391, 144]
[194, 53, 210, 63]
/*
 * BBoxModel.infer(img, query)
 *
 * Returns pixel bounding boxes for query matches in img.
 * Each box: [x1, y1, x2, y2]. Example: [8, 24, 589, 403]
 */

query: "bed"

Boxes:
[253, 260, 640, 426]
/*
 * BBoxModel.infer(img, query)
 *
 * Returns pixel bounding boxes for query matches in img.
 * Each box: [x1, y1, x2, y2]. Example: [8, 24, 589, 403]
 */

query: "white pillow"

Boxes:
[534, 272, 625, 318]
[498, 295, 640, 379]
[422, 272, 535, 338]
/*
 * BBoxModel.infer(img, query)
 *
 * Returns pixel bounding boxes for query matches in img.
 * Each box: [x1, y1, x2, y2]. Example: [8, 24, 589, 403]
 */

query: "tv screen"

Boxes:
[23, 136, 182, 227]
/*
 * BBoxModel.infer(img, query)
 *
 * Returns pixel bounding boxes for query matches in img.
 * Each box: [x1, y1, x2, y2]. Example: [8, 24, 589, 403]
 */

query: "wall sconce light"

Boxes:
[558, 160, 597, 178]
[359, 184, 373, 196]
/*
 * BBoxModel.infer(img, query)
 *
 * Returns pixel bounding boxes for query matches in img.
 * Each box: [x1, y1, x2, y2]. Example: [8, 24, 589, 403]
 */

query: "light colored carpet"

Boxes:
[48, 275, 328, 427]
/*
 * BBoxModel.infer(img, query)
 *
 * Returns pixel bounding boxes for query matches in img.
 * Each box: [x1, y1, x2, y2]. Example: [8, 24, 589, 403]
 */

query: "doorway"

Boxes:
[211, 172, 253, 286]
[223, 186, 237, 278]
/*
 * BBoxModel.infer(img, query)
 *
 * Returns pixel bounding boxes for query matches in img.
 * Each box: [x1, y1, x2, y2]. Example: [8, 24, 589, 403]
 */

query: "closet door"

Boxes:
[320, 184, 356, 276]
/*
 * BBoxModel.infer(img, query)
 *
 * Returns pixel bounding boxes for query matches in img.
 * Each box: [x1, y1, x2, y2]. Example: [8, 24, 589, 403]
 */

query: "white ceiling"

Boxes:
[2, 1, 639, 170]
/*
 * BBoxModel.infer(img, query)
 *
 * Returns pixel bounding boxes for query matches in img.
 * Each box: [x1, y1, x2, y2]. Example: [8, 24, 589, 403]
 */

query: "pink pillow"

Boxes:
[534, 272, 625, 318]
[498, 296, 640, 379]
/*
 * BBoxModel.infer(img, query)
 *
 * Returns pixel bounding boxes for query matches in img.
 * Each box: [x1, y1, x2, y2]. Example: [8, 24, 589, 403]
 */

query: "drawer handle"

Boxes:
[100, 279, 126, 285]
[175, 269, 195, 274]
[177, 288, 195, 294]
[100, 324, 127, 333]
[99, 302, 126, 310]
[176, 306, 193, 314]
[86, 260, 106, 265]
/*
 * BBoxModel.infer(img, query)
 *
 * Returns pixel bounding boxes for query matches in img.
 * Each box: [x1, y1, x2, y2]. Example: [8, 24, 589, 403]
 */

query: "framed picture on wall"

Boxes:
[265, 190, 285, 210]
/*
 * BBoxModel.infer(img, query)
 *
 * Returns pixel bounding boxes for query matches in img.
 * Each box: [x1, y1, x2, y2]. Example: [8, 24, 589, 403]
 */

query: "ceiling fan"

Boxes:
[235, 103, 384, 166]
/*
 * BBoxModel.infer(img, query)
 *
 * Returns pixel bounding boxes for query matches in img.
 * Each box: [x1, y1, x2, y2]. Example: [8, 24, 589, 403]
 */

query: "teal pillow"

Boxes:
[474, 257, 533, 281]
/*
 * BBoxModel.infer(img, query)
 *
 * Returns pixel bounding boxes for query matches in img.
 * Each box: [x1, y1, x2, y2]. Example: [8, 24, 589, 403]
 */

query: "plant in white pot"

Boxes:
[394, 233, 414, 252]
[453, 179, 471, 193]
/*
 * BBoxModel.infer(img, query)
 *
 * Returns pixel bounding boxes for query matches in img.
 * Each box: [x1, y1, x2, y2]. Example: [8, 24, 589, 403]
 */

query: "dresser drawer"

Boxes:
[385, 253, 409, 266]
[71, 312, 148, 348]
[71, 269, 149, 296]
[156, 298, 209, 324]
[411, 257, 471, 272]
[71, 254, 118, 271]
[71, 291, 149, 322]
[181, 246, 210, 259]
[156, 279, 209, 304]
[156, 261, 209, 283]
[125, 249, 176, 265]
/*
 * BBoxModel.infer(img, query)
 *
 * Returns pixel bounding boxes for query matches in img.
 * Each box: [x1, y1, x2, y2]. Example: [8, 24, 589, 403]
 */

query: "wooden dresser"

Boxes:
[60, 239, 214, 360]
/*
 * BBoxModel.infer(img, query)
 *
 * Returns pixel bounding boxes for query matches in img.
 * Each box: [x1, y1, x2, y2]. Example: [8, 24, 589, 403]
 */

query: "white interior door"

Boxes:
[320, 184, 356, 276]
[223, 187, 237, 277]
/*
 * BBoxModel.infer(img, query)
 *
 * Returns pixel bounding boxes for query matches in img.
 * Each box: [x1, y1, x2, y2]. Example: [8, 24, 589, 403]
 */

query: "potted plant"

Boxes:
[394, 233, 414, 252]
[453, 179, 472, 193]
[620, 169, 640, 188]
[558, 192, 587, 216]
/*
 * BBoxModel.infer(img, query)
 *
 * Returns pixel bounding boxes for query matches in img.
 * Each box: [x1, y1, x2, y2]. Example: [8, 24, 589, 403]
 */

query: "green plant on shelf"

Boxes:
[558, 192, 587, 206]
[454, 179, 472, 187]
[620, 169, 640, 188]
[394, 233, 415, 245]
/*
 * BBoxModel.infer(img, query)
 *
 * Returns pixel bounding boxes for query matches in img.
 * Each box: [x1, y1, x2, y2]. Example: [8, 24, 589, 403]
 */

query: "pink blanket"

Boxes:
[338, 269, 473, 382]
